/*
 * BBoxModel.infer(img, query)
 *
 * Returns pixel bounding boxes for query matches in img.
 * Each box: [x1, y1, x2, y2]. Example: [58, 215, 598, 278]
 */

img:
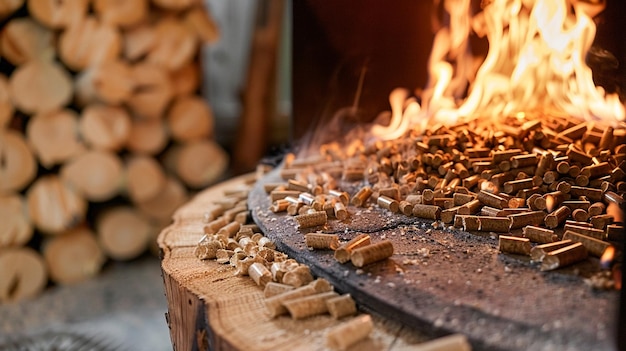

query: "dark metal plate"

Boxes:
[250, 169, 619, 351]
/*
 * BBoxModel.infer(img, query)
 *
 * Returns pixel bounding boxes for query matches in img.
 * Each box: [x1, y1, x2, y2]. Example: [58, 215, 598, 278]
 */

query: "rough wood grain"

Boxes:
[0, 193, 33, 248]
[123, 155, 167, 204]
[60, 150, 123, 202]
[0, 17, 54, 65]
[96, 206, 152, 261]
[8, 59, 73, 115]
[0, 129, 37, 194]
[42, 226, 105, 285]
[0, 247, 47, 303]
[158, 174, 438, 351]
[26, 109, 85, 168]
[26, 175, 87, 235]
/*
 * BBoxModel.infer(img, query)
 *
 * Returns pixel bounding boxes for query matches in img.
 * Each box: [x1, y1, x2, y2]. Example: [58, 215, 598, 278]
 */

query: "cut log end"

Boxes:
[43, 226, 105, 285]
[0, 247, 47, 303]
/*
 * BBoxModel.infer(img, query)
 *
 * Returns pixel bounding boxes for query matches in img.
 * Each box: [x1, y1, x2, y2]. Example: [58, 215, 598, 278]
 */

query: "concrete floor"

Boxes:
[0, 256, 172, 351]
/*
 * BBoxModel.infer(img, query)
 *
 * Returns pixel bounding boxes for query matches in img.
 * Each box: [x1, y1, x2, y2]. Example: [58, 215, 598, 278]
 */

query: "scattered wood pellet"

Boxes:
[326, 294, 357, 319]
[294, 210, 328, 229]
[283, 291, 339, 319]
[334, 234, 372, 264]
[325, 314, 374, 351]
[498, 235, 531, 255]
[305, 233, 339, 250]
[263, 282, 295, 298]
[350, 240, 394, 268]
[530, 240, 574, 262]
[540, 242, 588, 271]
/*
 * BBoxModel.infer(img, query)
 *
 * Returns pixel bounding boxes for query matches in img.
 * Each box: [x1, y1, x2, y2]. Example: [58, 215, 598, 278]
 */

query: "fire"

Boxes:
[372, 0, 625, 140]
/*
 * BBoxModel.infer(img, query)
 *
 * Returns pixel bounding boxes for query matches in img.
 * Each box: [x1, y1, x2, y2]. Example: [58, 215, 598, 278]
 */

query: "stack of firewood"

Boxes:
[0, 0, 229, 302]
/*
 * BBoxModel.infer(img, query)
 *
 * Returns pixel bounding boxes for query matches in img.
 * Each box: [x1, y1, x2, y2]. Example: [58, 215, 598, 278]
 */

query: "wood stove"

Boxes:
[290, 0, 626, 349]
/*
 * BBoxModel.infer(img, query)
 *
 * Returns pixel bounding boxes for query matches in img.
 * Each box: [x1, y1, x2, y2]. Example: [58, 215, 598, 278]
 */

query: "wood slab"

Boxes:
[248, 169, 619, 351]
[158, 174, 439, 351]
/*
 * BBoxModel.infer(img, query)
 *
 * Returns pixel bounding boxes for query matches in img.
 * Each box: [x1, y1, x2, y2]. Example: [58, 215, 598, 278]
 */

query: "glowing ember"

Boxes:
[373, 0, 625, 140]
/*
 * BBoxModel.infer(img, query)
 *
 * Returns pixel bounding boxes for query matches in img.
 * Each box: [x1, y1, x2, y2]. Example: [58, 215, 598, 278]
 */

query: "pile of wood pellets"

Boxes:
[195, 175, 377, 350]
[265, 113, 624, 287]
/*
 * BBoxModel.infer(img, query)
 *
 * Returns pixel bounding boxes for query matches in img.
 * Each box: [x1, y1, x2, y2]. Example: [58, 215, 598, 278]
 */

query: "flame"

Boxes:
[371, 0, 625, 139]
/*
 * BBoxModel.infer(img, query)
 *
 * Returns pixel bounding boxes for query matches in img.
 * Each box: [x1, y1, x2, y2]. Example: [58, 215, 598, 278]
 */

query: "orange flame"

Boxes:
[372, 0, 625, 139]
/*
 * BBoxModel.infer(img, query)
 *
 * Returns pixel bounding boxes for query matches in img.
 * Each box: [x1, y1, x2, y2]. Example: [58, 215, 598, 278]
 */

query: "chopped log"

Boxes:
[136, 176, 187, 222]
[27, 0, 88, 29]
[0, 193, 33, 248]
[74, 60, 135, 105]
[170, 62, 200, 97]
[123, 154, 167, 203]
[26, 109, 85, 168]
[166, 95, 213, 142]
[165, 140, 228, 189]
[79, 104, 131, 151]
[125, 117, 169, 155]
[60, 150, 123, 202]
[0, 17, 54, 65]
[0, 0, 23, 20]
[0, 247, 47, 303]
[146, 17, 197, 71]
[0, 129, 37, 194]
[183, 5, 219, 43]
[93, 0, 148, 28]
[96, 206, 152, 261]
[0, 75, 12, 129]
[122, 24, 156, 62]
[42, 226, 105, 285]
[158, 174, 430, 350]
[58, 16, 121, 71]
[233, 0, 284, 173]
[126, 62, 173, 119]
[26, 175, 87, 234]
[8, 59, 73, 114]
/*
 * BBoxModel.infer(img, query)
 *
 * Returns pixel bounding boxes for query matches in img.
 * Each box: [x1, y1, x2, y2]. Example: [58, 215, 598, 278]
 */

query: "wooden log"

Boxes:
[183, 5, 220, 43]
[165, 140, 228, 189]
[26, 175, 87, 234]
[0, 0, 23, 20]
[0, 17, 54, 65]
[126, 63, 173, 119]
[26, 109, 85, 168]
[42, 226, 105, 285]
[74, 60, 135, 105]
[123, 154, 167, 203]
[125, 117, 169, 155]
[96, 206, 152, 261]
[78, 104, 131, 151]
[136, 176, 187, 222]
[93, 0, 148, 28]
[8, 59, 73, 114]
[158, 174, 432, 350]
[57, 16, 121, 71]
[0, 74, 13, 129]
[170, 62, 201, 97]
[166, 96, 213, 142]
[122, 24, 156, 62]
[0, 193, 33, 248]
[0, 129, 37, 194]
[0, 247, 47, 303]
[60, 150, 123, 202]
[27, 0, 88, 29]
[146, 17, 198, 71]
[233, 0, 284, 173]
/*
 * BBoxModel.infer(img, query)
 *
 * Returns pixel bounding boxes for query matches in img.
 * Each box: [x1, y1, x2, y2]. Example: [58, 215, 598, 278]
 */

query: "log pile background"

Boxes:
[0, 0, 229, 303]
